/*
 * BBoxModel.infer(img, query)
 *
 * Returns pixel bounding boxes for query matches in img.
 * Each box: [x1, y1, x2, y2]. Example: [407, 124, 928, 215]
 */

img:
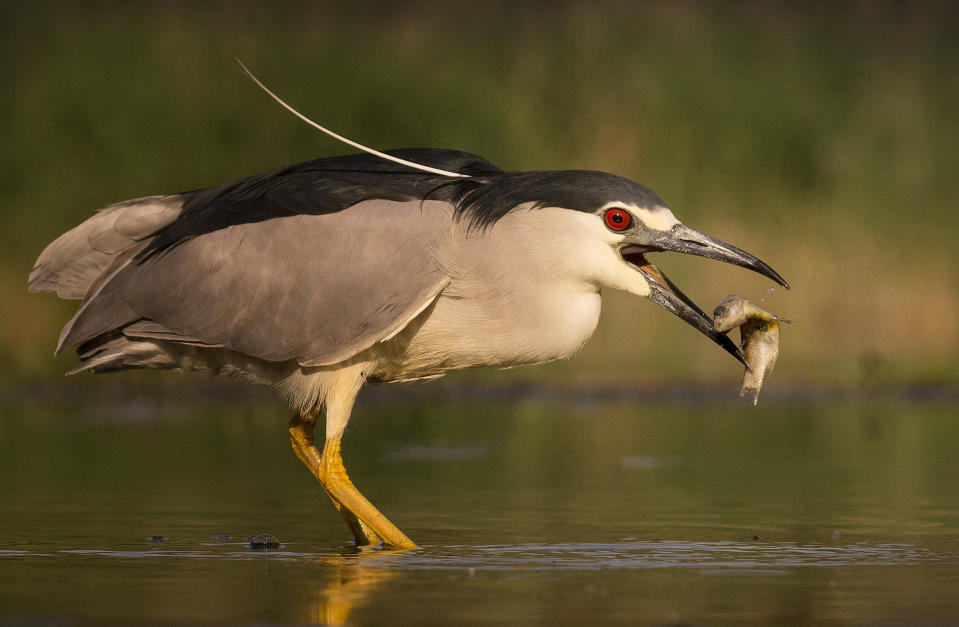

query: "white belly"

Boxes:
[372, 287, 602, 382]
[368, 205, 624, 382]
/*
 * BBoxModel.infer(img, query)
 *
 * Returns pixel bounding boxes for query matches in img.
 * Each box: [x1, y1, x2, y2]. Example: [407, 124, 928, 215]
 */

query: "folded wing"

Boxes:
[48, 199, 452, 368]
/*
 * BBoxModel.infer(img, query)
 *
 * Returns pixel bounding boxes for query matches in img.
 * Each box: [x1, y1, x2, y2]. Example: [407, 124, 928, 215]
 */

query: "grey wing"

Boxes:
[28, 195, 183, 299]
[57, 199, 453, 367]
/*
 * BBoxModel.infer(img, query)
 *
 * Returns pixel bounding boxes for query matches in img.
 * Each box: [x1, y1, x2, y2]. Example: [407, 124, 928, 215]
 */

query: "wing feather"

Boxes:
[60, 199, 453, 366]
[28, 195, 182, 299]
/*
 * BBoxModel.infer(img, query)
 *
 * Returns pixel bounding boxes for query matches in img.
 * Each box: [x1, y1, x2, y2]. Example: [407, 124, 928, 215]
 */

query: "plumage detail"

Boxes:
[449, 170, 666, 230]
[136, 149, 501, 261]
[28, 195, 182, 299]
[55, 199, 454, 368]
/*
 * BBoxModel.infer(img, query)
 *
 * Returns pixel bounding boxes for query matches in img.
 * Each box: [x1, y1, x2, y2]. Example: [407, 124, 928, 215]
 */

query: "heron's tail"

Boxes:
[66, 331, 180, 375]
[68, 329, 291, 389]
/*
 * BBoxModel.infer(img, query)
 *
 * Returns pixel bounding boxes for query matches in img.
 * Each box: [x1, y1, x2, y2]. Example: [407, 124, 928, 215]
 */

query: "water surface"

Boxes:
[1, 383, 957, 623]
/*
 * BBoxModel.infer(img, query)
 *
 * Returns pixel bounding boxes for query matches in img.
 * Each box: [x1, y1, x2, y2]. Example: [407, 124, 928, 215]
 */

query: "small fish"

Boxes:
[713, 294, 790, 405]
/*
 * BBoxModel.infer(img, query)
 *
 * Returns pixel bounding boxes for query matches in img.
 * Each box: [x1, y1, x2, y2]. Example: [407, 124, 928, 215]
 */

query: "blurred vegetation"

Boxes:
[2, 1, 957, 386]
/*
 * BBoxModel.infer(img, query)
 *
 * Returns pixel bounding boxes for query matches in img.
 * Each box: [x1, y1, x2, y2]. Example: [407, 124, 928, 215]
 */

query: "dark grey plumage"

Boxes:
[450, 170, 666, 230]
[137, 149, 667, 261]
[137, 149, 501, 261]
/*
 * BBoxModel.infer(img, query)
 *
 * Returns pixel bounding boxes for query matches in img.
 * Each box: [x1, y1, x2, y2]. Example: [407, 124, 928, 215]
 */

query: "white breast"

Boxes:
[372, 206, 612, 381]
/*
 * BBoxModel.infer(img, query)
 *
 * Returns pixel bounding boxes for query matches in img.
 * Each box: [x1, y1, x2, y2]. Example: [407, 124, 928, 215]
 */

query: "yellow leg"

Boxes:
[289, 412, 417, 549]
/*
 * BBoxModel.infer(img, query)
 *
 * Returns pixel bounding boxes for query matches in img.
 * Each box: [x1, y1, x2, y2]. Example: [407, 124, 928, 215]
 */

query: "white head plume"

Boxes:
[236, 59, 469, 179]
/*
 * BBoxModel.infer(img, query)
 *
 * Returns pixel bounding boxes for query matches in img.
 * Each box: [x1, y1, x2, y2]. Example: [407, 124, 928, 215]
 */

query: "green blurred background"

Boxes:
[3, 1, 957, 388]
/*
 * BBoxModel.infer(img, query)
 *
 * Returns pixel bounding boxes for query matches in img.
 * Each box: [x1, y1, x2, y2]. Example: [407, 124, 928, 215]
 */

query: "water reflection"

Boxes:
[383, 443, 488, 462]
[308, 549, 401, 626]
[2, 391, 959, 623]
[6, 538, 957, 625]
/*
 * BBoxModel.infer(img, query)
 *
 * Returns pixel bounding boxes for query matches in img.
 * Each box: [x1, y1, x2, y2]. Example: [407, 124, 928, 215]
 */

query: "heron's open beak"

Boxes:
[620, 224, 789, 366]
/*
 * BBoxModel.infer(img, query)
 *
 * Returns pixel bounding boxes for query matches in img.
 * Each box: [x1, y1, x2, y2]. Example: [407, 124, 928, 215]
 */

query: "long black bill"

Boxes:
[651, 224, 789, 289]
[640, 264, 748, 366]
[631, 224, 788, 366]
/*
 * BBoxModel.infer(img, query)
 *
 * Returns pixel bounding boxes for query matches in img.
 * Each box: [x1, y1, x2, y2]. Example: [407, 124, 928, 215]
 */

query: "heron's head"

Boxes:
[593, 197, 788, 365]
[452, 169, 789, 364]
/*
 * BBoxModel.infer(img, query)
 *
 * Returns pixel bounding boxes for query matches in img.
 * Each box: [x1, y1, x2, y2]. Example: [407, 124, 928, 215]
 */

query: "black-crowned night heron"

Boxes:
[29, 71, 787, 549]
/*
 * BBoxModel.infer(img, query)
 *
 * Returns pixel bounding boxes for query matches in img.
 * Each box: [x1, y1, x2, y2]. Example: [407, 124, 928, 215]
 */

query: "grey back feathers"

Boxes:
[136, 150, 664, 259]
[138, 149, 501, 261]
[61, 199, 452, 366]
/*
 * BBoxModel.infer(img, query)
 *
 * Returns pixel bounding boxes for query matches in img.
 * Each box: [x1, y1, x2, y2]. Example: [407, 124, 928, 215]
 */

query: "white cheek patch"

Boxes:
[633, 205, 680, 232]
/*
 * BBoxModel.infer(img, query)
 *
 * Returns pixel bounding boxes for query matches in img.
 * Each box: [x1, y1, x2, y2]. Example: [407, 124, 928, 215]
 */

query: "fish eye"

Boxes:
[602, 208, 632, 232]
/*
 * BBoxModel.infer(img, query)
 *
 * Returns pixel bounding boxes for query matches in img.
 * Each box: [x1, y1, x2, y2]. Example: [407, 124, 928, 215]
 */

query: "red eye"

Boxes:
[603, 208, 632, 231]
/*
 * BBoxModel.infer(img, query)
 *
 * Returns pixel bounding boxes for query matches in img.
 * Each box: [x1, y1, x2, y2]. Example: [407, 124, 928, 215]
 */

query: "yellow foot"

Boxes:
[289, 414, 417, 549]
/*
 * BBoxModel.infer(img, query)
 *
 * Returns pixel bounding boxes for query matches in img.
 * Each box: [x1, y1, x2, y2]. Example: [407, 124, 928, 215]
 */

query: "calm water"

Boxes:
[1, 382, 958, 624]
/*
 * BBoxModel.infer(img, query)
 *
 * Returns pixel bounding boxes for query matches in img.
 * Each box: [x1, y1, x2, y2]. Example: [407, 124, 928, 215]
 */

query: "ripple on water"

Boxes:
[396, 540, 947, 573]
[34, 539, 954, 575]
